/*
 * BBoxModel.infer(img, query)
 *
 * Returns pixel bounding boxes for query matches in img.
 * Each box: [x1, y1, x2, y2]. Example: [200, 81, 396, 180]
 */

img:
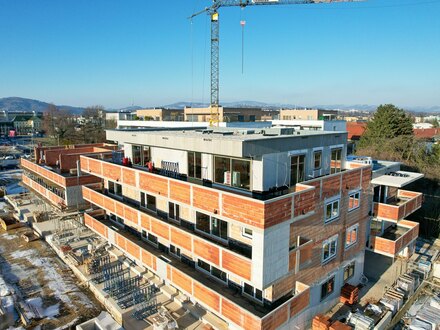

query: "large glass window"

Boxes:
[214, 156, 231, 185]
[132, 145, 142, 166]
[143, 146, 150, 165]
[196, 212, 228, 241]
[188, 151, 202, 179]
[212, 217, 228, 240]
[195, 212, 211, 234]
[290, 154, 305, 186]
[140, 192, 156, 212]
[108, 181, 122, 197]
[214, 156, 250, 190]
[243, 282, 263, 302]
[331, 148, 342, 174]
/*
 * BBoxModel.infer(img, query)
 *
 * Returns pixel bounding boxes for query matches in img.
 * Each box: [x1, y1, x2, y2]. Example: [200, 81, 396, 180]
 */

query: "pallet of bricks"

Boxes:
[312, 315, 352, 330]
[340, 283, 359, 305]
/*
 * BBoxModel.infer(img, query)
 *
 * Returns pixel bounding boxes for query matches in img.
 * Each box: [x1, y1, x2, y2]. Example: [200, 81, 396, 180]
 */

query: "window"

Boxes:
[140, 192, 156, 212]
[290, 154, 305, 186]
[345, 224, 359, 249]
[132, 145, 150, 166]
[344, 262, 355, 282]
[325, 198, 340, 223]
[109, 213, 124, 226]
[170, 245, 181, 258]
[108, 181, 122, 197]
[314, 150, 322, 169]
[196, 212, 228, 241]
[320, 276, 335, 300]
[141, 230, 147, 239]
[211, 217, 228, 240]
[147, 233, 158, 246]
[132, 145, 142, 166]
[197, 259, 227, 283]
[242, 227, 253, 239]
[331, 148, 342, 174]
[322, 235, 338, 263]
[188, 151, 202, 179]
[348, 191, 361, 211]
[214, 156, 251, 190]
[243, 283, 263, 302]
[195, 212, 211, 234]
[169, 202, 180, 221]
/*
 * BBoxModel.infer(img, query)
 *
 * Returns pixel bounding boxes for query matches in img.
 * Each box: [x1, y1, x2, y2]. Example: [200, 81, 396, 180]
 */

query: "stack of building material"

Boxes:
[312, 314, 332, 330]
[410, 297, 440, 330]
[329, 321, 352, 330]
[396, 274, 416, 298]
[380, 288, 404, 315]
[347, 312, 374, 330]
[340, 284, 359, 305]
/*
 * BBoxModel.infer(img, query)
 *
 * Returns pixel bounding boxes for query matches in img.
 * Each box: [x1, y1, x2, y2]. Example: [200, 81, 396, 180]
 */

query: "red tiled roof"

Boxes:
[346, 122, 367, 140]
[413, 128, 440, 139]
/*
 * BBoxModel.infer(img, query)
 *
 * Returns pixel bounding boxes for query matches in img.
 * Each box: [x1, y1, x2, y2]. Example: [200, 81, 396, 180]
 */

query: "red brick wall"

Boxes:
[170, 181, 191, 205]
[193, 186, 219, 213]
[193, 282, 220, 312]
[194, 239, 220, 265]
[222, 250, 251, 281]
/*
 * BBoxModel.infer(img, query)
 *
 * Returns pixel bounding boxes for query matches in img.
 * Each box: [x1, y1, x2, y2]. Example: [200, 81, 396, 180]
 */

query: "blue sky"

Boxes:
[0, 0, 439, 108]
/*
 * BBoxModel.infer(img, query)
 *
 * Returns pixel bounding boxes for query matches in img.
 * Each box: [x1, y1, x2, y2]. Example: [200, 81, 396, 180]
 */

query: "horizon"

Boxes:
[1, 0, 439, 108]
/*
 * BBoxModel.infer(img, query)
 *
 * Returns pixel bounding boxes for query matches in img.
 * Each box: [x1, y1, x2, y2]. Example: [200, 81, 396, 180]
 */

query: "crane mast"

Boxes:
[190, 0, 364, 125]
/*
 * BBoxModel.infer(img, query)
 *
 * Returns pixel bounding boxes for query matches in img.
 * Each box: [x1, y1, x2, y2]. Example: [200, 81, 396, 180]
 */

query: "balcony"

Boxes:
[373, 190, 423, 222]
[84, 210, 311, 329]
[22, 174, 66, 207]
[369, 220, 419, 257]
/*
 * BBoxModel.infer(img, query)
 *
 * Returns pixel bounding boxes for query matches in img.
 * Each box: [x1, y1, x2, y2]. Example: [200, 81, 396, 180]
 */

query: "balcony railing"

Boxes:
[84, 210, 310, 329]
[373, 190, 423, 222]
[369, 220, 419, 257]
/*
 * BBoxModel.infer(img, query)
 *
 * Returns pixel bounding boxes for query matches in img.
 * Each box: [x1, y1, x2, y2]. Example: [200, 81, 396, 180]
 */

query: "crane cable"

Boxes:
[240, 8, 246, 75]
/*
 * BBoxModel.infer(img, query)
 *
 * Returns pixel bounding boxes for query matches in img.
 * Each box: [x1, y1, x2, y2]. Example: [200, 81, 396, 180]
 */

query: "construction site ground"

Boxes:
[0, 226, 102, 329]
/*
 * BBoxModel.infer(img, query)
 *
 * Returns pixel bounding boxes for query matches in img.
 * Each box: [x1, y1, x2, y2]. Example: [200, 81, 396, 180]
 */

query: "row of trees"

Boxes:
[43, 105, 115, 145]
[356, 104, 440, 238]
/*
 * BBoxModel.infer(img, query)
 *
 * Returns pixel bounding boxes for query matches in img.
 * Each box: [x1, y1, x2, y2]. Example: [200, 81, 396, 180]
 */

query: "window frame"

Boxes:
[195, 211, 229, 242]
[320, 276, 335, 301]
[168, 202, 180, 222]
[313, 150, 322, 170]
[330, 147, 343, 174]
[196, 259, 228, 284]
[322, 235, 338, 264]
[108, 180, 122, 197]
[325, 197, 340, 223]
[289, 154, 306, 187]
[345, 224, 359, 249]
[242, 282, 264, 302]
[348, 190, 361, 211]
[242, 227, 253, 239]
[344, 261, 356, 282]
[213, 155, 251, 190]
[188, 151, 202, 179]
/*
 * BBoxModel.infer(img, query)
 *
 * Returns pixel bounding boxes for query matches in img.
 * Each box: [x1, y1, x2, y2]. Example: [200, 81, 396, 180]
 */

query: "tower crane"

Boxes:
[190, 0, 363, 125]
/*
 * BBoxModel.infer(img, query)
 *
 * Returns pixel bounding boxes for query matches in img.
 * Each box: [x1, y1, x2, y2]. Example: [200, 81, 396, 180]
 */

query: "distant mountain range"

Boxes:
[1, 97, 439, 114]
[0, 97, 85, 115]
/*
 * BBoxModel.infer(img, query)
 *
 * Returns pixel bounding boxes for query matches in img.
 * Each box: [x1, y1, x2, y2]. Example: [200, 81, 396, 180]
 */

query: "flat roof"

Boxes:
[371, 171, 424, 188]
[107, 128, 348, 158]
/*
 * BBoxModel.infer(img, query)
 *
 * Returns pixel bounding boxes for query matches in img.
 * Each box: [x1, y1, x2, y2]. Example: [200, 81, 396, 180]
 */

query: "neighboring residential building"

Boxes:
[0, 111, 43, 135]
[79, 126, 376, 329]
[183, 106, 275, 122]
[105, 111, 136, 122]
[136, 108, 184, 121]
[413, 122, 434, 129]
[346, 121, 368, 154]
[413, 128, 440, 140]
[279, 109, 338, 121]
[21, 143, 117, 210]
[271, 119, 346, 132]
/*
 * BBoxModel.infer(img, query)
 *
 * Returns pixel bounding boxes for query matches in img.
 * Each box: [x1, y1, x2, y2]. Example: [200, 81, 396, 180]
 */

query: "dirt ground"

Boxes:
[0, 226, 102, 329]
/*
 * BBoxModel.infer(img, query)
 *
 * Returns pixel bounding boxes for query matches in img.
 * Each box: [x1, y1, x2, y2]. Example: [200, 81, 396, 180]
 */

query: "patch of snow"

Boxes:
[10, 249, 36, 259]
[26, 297, 60, 318]
[1, 234, 17, 240]
[0, 275, 11, 296]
